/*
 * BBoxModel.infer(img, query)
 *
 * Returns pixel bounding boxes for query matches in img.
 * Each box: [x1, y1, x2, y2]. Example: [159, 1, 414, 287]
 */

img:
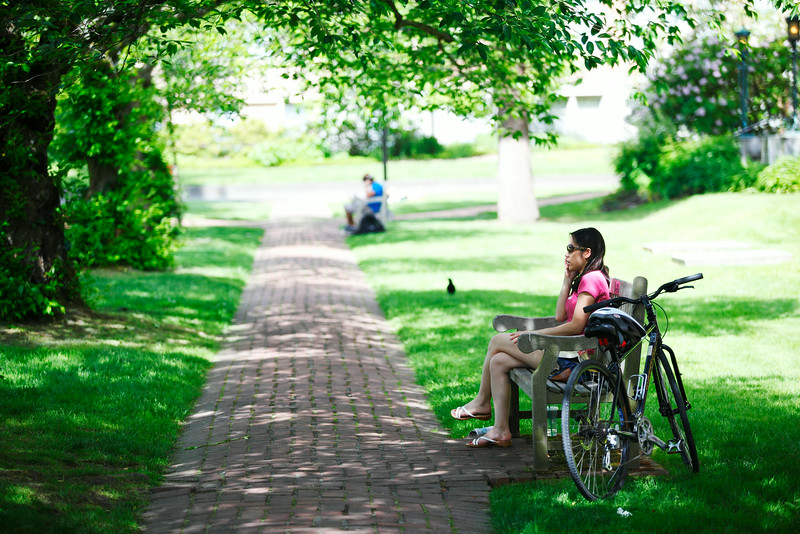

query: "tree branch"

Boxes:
[380, 0, 455, 43]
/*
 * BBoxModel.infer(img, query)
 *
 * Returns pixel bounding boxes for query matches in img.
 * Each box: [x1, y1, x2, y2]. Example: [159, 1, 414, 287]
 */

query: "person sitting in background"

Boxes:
[344, 173, 383, 230]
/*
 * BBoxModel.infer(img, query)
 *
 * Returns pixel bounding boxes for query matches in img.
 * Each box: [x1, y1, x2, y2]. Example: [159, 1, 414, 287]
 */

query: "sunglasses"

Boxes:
[566, 244, 588, 253]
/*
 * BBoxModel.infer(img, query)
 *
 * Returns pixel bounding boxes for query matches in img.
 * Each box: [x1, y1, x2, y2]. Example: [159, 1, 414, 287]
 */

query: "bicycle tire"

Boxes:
[561, 360, 631, 501]
[655, 350, 700, 472]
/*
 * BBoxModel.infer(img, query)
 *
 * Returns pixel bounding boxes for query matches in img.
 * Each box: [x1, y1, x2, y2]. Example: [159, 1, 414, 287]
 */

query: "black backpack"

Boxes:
[354, 213, 385, 235]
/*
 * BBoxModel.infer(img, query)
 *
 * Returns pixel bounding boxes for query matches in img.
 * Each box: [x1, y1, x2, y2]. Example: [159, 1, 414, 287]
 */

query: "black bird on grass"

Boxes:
[447, 278, 456, 295]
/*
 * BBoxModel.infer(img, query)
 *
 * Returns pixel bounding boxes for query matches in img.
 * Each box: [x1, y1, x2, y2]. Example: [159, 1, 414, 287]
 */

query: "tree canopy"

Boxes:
[1, 0, 796, 319]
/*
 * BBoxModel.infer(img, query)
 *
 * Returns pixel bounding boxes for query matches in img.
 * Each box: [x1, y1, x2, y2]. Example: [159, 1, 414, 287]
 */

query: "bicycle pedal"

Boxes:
[666, 439, 684, 454]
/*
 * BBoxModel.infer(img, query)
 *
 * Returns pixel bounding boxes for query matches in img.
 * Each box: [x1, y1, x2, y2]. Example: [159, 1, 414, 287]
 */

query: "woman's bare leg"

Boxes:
[479, 348, 544, 442]
[453, 344, 496, 417]
[455, 333, 545, 421]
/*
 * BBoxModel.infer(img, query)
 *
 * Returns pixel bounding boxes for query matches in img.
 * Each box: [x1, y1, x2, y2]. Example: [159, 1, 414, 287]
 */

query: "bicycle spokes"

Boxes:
[562, 361, 631, 501]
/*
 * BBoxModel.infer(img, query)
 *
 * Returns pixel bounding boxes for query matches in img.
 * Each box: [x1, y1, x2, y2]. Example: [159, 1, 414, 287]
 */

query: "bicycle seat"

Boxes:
[585, 307, 646, 349]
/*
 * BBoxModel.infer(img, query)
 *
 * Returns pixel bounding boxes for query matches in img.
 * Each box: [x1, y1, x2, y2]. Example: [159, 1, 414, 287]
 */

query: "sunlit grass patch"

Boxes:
[350, 192, 800, 533]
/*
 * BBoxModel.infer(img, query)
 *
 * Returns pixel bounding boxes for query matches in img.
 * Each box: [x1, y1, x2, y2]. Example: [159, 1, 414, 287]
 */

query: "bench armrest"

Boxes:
[493, 314, 562, 332]
[517, 333, 599, 392]
[517, 332, 598, 354]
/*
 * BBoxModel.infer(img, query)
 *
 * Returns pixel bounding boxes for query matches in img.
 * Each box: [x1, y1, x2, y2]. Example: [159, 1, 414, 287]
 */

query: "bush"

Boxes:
[611, 133, 764, 203]
[65, 192, 180, 271]
[248, 137, 325, 166]
[320, 119, 447, 160]
[384, 129, 442, 159]
[439, 142, 491, 159]
[644, 33, 791, 136]
[0, 223, 66, 320]
[62, 152, 182, 271]
[613, 130, 667, 194]
[50, 64, 183, 273]
[172, 120, 329, 167]
[755, 156, 800, 192]
[170, 121, 221, 157]
[651, 136, 748, 199]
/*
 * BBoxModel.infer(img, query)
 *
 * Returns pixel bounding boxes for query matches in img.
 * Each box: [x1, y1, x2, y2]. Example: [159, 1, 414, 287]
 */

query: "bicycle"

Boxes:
[560, 273, 703, 501]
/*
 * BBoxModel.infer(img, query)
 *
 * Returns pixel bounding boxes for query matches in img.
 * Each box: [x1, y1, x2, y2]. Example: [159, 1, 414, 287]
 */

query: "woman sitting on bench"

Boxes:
[450, 227, 610, 448]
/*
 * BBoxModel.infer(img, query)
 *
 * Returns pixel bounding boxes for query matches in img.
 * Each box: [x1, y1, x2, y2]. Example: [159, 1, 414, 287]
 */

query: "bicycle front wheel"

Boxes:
[561, 360, 631, 501]
[655, 349, 699, 472]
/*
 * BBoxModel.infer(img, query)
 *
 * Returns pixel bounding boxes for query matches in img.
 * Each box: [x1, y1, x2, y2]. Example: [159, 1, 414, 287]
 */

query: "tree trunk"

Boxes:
[497, 115, 539, 223]
[85, 61, 158, 196]
[0, 42, 82, 308]
[87, 156, 121, 196]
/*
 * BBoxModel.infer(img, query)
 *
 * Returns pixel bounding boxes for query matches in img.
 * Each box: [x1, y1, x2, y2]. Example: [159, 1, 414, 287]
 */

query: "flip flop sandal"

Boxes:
[450, 405, 492, 421]
[466, 436, 512, 448]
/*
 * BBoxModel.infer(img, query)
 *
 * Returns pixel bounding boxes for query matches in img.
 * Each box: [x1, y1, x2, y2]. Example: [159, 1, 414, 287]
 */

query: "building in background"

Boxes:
[549, 66, 642, 144]
[177, 65, 641, 147]
[234, 70, 309, 130]
[414, 66, 642, 145]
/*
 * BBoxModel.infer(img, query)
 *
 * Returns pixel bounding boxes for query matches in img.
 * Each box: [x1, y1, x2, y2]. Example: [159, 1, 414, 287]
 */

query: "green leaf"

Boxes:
[457, 42, 475, 55]
[439, 13, 454, 28]
[477, 43, 488, 62]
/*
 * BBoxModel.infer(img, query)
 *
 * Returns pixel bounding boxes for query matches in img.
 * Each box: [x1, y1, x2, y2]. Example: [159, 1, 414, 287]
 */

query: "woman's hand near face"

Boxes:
[564, 260, 578, 283]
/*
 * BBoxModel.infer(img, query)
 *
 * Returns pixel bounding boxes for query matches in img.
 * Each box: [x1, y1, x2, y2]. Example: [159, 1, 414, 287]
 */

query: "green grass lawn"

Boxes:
[347, 192, 800, 533]
[0, 151, 613, 532]
[182, 200, 272, 221]
[3, 151, 797, 533]
[0, 226, 263, 533]
[177, 145, 615, 186]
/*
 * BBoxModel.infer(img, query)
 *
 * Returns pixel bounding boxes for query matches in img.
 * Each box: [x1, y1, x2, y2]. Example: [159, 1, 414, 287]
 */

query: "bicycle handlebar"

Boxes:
[583, 273, 703, 314]
[661, 273, 703, 293]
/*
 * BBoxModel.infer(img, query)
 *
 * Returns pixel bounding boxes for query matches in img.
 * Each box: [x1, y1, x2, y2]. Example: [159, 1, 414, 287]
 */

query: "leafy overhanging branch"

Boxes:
[379, 0, 455, 42]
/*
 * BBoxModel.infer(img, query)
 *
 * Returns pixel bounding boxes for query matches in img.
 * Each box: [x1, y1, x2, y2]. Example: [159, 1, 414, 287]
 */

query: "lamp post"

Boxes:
[787, 16, 800, 130]
[736, 28, 751, 133]
[381, 126, 388, 182]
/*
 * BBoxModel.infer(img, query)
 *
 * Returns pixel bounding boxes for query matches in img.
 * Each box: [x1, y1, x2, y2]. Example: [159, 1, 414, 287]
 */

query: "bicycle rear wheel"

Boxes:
[561, 360, 631, 501]
[655, 349, 699, 472]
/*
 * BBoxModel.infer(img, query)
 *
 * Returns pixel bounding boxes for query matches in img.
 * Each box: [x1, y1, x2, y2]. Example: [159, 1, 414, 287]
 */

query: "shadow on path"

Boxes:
[143, 215, 663, 533]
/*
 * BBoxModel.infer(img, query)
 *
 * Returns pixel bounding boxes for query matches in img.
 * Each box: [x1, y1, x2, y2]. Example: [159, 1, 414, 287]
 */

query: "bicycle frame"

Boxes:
[629, 300, 662, 422]
[603, 296, 689, 455]
[563, 273, 702, 500]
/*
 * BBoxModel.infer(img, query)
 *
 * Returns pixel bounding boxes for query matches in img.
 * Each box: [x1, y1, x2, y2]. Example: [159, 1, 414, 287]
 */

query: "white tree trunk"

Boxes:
[497, 116, 539, 222]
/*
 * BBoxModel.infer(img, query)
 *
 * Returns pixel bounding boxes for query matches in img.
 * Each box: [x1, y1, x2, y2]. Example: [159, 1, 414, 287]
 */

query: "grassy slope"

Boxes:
[4, 141, 796, 533]
[348, 192, 800, 533]
[0, 226, 263, 533]
[0, 147, 611, 532]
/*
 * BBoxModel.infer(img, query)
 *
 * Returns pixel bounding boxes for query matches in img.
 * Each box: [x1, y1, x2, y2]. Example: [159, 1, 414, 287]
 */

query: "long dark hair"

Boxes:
[570, 227, 609, 293]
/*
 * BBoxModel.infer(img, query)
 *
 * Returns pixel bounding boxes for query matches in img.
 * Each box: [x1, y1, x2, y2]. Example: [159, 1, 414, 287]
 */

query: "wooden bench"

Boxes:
[370, 193, 391, 226]
[492, 276, 648, 471]
[352, 192, 391, 233]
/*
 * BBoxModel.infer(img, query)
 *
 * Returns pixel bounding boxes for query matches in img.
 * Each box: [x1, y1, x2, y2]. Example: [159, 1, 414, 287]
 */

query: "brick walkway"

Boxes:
[142, 215, 663, 533]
